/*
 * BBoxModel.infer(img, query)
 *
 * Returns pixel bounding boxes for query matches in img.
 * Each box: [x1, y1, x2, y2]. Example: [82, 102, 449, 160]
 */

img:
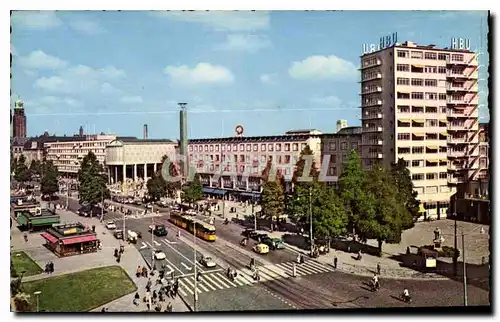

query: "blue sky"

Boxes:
[11, 10, 489, 139]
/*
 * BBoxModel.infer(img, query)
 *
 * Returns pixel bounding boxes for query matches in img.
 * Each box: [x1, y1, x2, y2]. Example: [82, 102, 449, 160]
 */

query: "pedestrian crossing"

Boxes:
[176, 260, 334, 296]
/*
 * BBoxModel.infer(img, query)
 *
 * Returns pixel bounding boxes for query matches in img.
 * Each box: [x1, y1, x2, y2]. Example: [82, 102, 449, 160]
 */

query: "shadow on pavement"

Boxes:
[389, 253, 490, 291]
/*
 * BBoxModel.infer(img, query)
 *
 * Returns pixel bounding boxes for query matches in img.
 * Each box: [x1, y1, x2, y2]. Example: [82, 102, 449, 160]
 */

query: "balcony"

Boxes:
[360, 86, 383, 95]
[362, 100, 383, 107]
[368, 153, 383, 159]
[364, 126, 383, 133]
[446, 110, 467, 118]
[446, 70, 479, 80]
[362, 113, 383, 120]
[447, 137, 467, 144]
[447, 97, 465, 105]
[448, 124, 467, 131]
[448, 150, 466, 158]
[361, 73, 382, 82]
[360, 59, 382, 70]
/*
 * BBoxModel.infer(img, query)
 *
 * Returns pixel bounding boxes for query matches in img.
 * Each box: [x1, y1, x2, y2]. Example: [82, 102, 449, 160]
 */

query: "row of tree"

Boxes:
[260, 146, 420, 255]
[11, 154, 60, 197]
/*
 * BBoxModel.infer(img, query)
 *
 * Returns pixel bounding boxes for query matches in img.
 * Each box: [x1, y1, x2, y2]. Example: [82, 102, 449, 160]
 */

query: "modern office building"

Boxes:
[360, 40, 479, 219]
[12, 99, 27, 138]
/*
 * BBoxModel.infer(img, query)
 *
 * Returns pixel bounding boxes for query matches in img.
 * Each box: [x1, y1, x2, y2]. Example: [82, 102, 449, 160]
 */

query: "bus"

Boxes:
[169, 213, 216, 242]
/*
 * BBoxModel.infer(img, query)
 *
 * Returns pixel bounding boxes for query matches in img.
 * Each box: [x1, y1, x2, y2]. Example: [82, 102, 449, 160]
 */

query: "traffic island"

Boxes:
[11, 251, 44, 277]
[20, 265, 136, 312]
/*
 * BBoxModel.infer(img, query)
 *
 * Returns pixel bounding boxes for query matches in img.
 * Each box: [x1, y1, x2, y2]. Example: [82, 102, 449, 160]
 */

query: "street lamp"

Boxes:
[252, 193, 257, 231]
[193, 220, 198, 312]
[309, 186, 313, 257]
[33, 291, 41, 312]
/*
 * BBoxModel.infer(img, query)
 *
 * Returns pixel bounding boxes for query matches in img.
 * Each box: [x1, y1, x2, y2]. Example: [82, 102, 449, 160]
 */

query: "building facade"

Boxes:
[12, 100, 27, 138]
[478, 122, 489, 180]
[321, 126, 363, 187]
[105, 138, 178, 185]
[188, 129, 323, 199]
[45, 134, 118, 176]
[360, 40, 479, 219]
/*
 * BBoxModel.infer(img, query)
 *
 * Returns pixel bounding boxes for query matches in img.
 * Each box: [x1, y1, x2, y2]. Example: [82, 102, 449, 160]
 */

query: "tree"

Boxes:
[160, 154, 181, 197]
[391, 158, 420, 228]
[338, 149, 367, 237]
[309, 182, 348, 241]
[182, 174, 203, 205]
[11, 151, 17, 174]
[78, 152, 110, 213]
[147, 171, 167, 201]
[356, 164, 412, 255]
[292, 145, 320, 185]
[40, 160, 59, 196]
[261, 180, 285, 221]
[14, 154, 31, 183]
[29, 160, 42, 177]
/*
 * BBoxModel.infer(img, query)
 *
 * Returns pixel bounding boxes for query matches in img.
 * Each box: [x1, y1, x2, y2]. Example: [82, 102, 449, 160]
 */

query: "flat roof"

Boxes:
[188, 133, 322, 144]
[118, 138, 176, 144]
[361, 41, 475, 57]
[48, 222, 96, 239]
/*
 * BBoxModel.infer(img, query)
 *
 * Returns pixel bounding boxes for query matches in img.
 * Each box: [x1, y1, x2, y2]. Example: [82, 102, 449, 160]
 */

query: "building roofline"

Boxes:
[188, 133, 323, 144]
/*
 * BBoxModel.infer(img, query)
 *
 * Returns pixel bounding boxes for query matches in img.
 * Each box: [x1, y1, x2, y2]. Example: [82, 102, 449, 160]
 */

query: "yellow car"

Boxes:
[252, 243, 270, 255]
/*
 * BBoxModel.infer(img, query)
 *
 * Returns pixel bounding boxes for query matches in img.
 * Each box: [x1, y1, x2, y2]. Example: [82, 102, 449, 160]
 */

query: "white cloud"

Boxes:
[215, 34, 271, 53]
[34, 76, 70, 92]
[120, 96, 144, 104]
[100, 82, 121, 95]
[11, 45, 17, 56]
[153, 11, 270, 31]
[68, 18, 106, 35]
[11, 11, 62, 30]
[288, 55, 358, 81]
[26, 96, 84, 114]
[310, 96, 342, 107]
[260, 74, 276, 85]
[164, 63, 234, 86]
[17, 50, 68, 70]
[99, 66, 126, 79]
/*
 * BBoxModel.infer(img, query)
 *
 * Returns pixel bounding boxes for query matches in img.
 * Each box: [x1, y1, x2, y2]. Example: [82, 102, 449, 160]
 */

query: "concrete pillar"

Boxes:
[220, 177, 224, 189]
[134, 164, 137, 181]
[154, 163, 157, 173]
[144, 163, 148, 180]
[122, 165, 126, 182]
[209, 176, 213, 187]
[115, 166, 118, 184]
[246, 179, 249, 191]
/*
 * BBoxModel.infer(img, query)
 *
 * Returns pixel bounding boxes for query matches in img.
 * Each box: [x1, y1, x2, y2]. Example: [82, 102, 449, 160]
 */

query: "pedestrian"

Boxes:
[23, 232, 28, 242]
[136, 266, 142, 278]
[153, 290, 157, 302]
[406, 246, 411, 255]
[92, 225, 96, 233]
[146, 278, 152, 289]
[143, 267, 148, 278]
[120, 245, 124, 254]
[159, 292, 164, 302]
[333, 257, 338, 269]
[166, 283, 171, 297]
[49, 261, 54, 273]
[376, 263, 381, 275]
[167, 302, 172, 312]
[116, 254, 121, 263]
[114, 248, 119, 257]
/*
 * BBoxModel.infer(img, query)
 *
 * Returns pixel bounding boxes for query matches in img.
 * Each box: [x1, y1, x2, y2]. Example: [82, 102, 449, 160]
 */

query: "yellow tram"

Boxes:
[169, 213, 216, 242]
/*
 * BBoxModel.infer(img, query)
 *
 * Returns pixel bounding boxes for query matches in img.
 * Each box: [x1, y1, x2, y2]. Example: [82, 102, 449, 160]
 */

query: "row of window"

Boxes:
[396, 92, 448, 100]
[396, 78, 442, 87]
[397, 147, 447, 154]
[190, 142, 308, 153]
[412, 172, 449, 180]
[397, 120, 447, 127]
[397, 105, 448, 113]
[402, 160, 447, 168]
[49, 149, 106, 155]
[325, 142, 358, 151]
[397, 133, 447, 140]
[397, 50, 465, 62]
[48, 141, 108, 149]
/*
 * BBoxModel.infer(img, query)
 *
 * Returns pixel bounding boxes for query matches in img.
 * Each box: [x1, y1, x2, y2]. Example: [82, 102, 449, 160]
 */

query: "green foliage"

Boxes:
[78, 152, 110, 209]
[146, 171, 167, 201]
[338, 149, 367, 232]
[261, 180, 285, 220]
[356, 165, 413, 255]
[41, 160, 59, 196]
[182, 174, 203, 205]
[292, 145, 320, 185]
[29, 159, 42, 177]
[391, 158, 420, 228]
[14, 154, 31, 183]
[11, 151, 17, 173]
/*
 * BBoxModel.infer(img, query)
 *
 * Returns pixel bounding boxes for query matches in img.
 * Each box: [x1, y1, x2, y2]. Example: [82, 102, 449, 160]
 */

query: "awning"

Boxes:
[40, 232, 58, 244]
[426, 146, 439, 150]
[412, 64, 425, 68]
[412, 120, 425, 123]
[398, 119, 411, 123]
[412, 133, 424, 138]
[440, 133, 449, 136]
[61, 235, 97, 245]
[427, 159, 440, 163]
[202, 187, 227, 195]
[440, 159, 448, 163]
[238, 192, 261, 198]
[31, 217, 60, 226]
[418, 204, 426, 213]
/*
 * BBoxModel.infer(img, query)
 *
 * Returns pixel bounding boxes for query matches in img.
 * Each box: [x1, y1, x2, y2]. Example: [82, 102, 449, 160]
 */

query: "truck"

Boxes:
[148, 224, 167, 237]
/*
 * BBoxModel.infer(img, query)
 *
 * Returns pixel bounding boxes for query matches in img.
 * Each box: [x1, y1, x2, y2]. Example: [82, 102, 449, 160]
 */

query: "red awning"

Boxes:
[61, 235, 97, 245]
[40, 232, 58, 244]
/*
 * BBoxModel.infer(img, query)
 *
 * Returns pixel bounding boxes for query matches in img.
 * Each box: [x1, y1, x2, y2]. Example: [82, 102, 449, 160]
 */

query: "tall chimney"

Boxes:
[178, 103, 188, 178]
[143, 124, 148, 140]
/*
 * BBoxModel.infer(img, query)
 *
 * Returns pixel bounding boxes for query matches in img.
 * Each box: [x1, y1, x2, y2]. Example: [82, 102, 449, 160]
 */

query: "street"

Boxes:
[57, 196, 491, 311]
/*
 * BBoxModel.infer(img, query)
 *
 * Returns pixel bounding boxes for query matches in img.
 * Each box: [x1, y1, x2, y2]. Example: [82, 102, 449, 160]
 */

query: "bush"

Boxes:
[439, 246, 460, 258]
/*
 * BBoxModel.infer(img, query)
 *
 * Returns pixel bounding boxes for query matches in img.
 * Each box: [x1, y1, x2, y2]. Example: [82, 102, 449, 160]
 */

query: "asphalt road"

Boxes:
[57, 196, 491, 311]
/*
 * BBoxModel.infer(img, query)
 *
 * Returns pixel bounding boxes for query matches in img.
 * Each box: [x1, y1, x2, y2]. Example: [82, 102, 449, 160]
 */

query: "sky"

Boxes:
[11, 10, 490, 140]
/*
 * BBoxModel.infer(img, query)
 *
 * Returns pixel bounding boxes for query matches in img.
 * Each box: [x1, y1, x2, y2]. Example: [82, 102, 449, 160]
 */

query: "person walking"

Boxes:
[136, 266, 142, 278]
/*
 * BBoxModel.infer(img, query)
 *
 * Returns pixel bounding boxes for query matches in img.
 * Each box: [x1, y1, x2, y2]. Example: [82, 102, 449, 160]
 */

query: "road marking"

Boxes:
[236, 271, 255, 284]
[165, 270, 173, 275]
[183, 277, 202, 294]
[154, 240, 161, 246]
[263, 265, 289, 278]
[140, 242, 147, 250]
[161, 239, 203, 271]
[178, 280, 193, 295]
[145, 242, 153, 248]
[181, 262, 192, 270]
[260, 266, 281, 279]
[199, 275, 218, 291]
[164, 258, 183, 274]
[197, 281, 210, 292]
[209, 273, 231, 289]
[163, 238, 177, 245]
[215, 272, 238, 288]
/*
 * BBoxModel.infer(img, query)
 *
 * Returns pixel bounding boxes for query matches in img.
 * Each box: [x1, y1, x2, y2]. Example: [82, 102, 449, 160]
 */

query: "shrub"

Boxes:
[439, 246, 460, 258]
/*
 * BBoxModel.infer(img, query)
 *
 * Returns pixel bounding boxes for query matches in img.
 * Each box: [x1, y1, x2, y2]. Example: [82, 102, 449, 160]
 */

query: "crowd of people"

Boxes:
[132, 264, 178, 312]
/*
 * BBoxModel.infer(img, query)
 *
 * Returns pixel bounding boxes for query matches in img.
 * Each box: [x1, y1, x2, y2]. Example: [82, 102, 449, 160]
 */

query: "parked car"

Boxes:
[255, 233, 268, 242]
[148, 224, 168, 237]
[113, 230, 124, 240]
[262, 237, 285, 250]
[199, 255, 216, 268]
[78, 205, 105, 217]
[154, 250, 166, 260]
[106, 221, 117, 230]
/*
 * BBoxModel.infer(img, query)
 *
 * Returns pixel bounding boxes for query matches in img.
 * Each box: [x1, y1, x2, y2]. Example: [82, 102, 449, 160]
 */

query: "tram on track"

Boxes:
[169, 213, 216, 242]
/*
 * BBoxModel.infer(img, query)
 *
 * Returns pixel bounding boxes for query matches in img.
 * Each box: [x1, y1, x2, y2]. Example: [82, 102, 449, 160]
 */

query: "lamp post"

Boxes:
[252, 193, 256, 231]
[309, 186, 313, 257]
[151, 215, 155, 270]
[193, 220, 198, 312]
[33, 291, 41, 312]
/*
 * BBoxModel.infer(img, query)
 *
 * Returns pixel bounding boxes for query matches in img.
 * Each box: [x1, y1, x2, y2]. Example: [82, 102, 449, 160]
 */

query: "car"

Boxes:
[262, 237, 285, 250]
[255, 233, 268, 242]
[252, 243, 270, 254]
[154, 250, 166, 260]
[199, 255, 216, 268]
[148, 224, 168, 237]
[185, 209, 197, 216]
[113, 230, 124, 240]
[106, 221, 117, 230]
[242, 229, 255, 237]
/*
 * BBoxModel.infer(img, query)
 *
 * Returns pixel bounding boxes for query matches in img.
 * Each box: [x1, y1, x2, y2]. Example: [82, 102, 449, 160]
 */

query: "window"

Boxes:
[425, 106, 437, 113]
[227, 145, 231, 152]
[424, 79, 438, 87]
[411, 92, 424, 99]
[329, 142, 336, 151]
[439, 172, 448, 179]
[412, 174, 424, 180]
[268, 144, 274, 151]
[397, 92, 410, 99]
[215, 145, 220, 152]
[397, 50, 409, 58]
[204, 145, 209, 152]
[239, 144, 244, 151]
[330, 155, 337, 163]
[438, 93, 447, 100]
[397, 133, 411, 140]
[189, 146, 193, 152]
[438, 53, 448, 61]
[440, 106, 447, 113]
[253, 144, 258, 152]
[342, 154, 347, 161]
[301, 143, 307, 150]
[246, 144, 251, 152]
[451, 54, 464, 62]
[425, 93, 438, 100]
[351, 142, 358, 150]
[397, 77, 410, 85]
[438, 66, 447, 74]
[424, 52, 437, 60]
[426, 173, 437, 180]
[398, 147, 411, 154]
[341, 142, 347, 150]
[260, 144, 266, 152]
[293, 143, 298, 151]
[426, 119, 438, 127]
[396, 64, 410, 72]
[210, 145, 214, 152]
[411, 78, 423, 86]
[412, 160, 422, 167]
[276, 144, 281, 152]
[398, 105, 410, 113]
[412, 147, 424, 154]
[424, 66, 437, 73]
[285, 143, 290, 152]
[411, 51, 423, 59]
[426, 133, 438, 140]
